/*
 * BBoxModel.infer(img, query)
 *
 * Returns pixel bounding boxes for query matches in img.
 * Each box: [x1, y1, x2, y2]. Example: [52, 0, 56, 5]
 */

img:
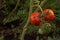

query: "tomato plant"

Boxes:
[30, 12, 42, 26]
[43, 9, 55, 22]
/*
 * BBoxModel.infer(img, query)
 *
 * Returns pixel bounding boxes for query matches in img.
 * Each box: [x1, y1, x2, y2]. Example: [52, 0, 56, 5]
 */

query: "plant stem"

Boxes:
[8, 0, 20, 17]
[40, 0, 47, 7]
[35, 0, 47, 12]
[20, 0, 33, 40]
[36, 35, 39, 40]
[38, 5, 43, 16]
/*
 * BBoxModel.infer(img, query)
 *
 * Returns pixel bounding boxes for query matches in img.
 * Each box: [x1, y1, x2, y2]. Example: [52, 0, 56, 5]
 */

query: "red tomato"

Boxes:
[30, 12, 42, 26]
[43, 9, 54, 22]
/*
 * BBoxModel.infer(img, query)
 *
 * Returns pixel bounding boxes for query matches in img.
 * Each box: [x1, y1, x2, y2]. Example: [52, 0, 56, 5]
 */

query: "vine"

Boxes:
[20, 0, 47, 40]
[20, 0, 33, 40]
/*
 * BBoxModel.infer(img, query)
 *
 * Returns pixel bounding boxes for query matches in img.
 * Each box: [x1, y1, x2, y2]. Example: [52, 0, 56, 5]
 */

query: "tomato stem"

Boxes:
[35, 0, 47, 12]
[37, 5, 43, 16]
[20, 0, 33, 40]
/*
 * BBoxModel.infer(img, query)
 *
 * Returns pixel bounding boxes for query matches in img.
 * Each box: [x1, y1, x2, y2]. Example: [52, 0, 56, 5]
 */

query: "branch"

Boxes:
[35, 0, 47, 12]
[8, 0, 20, 17]
[20, 0, 33, 40]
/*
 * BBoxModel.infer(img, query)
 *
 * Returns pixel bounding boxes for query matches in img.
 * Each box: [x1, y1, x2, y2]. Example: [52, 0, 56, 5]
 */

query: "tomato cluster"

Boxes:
[30, 9, 55, 26]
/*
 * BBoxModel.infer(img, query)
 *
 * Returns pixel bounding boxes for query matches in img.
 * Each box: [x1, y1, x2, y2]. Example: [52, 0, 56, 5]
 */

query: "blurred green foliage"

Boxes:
[0, 0, 60, 40]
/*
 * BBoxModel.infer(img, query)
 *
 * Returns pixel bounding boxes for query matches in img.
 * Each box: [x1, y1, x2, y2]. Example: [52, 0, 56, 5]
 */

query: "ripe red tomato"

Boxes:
[30, 12, 42, 26]
[43, 9, 54, 22]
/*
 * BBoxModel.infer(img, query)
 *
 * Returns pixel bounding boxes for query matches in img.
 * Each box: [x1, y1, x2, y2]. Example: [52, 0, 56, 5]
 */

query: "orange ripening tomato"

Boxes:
[43, 9, 54, 22]
[30, 12, 42, 26]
